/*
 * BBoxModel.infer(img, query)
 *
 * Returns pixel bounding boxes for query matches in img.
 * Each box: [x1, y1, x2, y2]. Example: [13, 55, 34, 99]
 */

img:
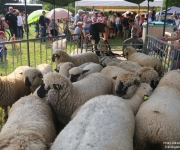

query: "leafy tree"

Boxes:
[163, 0, 180, 9]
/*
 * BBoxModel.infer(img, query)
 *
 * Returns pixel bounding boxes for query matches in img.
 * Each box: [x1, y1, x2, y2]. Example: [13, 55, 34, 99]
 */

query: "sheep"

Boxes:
[101, 66, 140, 98]
[124, 47, 163, 76]
[107, 60, 142, 72]
[0, 95, 56, 150]
[54, 62, 74, 77]
[50, 95, 135, 150]
[0, 74, 31, 120]
[22, 64, 52, 92]
[123, 83, 152, 115]
[52, 38, 66, 54]
[69, 62, 103, 82]
[135, 70, 180, 150]
[37, 72, 113, 125]
[99, 56, 121, 67]
[8, 66, 30, 77]
[135, 67, 159, 89]
[36, 64, 53, 75]
[52, 50, 99, 66]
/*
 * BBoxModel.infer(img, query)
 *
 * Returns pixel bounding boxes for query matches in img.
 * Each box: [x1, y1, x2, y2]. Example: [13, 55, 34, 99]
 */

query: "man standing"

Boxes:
[74, 9, 83, 27]
[5, 6, 18, 40]
[39, 10, 47, 42]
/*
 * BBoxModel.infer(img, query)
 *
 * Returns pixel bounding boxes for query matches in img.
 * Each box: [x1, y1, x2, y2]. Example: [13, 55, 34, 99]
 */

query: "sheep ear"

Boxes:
[112, 76, 117, 80]
[53, 84, 62, 90]
[54, 69, 59, 72]
[19, 72, 23, 75]
[82, 69, 90, 74]
[134, 79, 140, 85]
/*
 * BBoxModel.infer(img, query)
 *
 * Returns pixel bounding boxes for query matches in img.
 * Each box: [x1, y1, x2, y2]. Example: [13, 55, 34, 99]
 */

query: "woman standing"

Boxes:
[49, 19, 58, 36]
[115, 13, 122, 38]
[16, 10, 23, 39]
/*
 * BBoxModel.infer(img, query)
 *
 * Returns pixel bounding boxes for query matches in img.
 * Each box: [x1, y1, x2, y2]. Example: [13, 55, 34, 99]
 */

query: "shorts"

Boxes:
[9, 28, 18, 37]
[83, 27, 90, 33]
[116, 24, 122, 31]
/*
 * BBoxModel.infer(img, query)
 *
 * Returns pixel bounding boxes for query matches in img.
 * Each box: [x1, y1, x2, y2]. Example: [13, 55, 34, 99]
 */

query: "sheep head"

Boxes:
[124, 47, 136, 60]
[114, 72, 140, 99]
[52, 50, 70, 65]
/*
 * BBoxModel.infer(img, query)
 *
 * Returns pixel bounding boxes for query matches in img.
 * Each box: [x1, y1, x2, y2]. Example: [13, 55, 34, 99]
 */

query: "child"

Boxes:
[0, 31, 7, 62]
[34, 20, 39, 38]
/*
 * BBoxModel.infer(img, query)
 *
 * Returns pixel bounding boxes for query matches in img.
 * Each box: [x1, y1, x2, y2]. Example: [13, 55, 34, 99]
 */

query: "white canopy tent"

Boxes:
[75, 0, 163, 12]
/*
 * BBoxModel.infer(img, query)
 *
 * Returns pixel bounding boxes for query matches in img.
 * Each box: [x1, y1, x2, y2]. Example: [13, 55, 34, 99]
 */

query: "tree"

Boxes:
[163, 0, 180, 9]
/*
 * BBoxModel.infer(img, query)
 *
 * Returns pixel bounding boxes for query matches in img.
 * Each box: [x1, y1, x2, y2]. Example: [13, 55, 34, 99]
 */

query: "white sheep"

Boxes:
[107, 60, 142, 72]
[52, 38, 66, 54]
[0, 95, 56, 149]
[69, 62, 103, 82]
[50, 95, 135, 150]
[125, 47, 163, 76]
[135, 70, 180, 150]
[0, 74, 31, 120]
[99, 56, 121, 67]
[8, 66, 30, 77]
[135, 67, 159, 89]
[22, 64, 52, 92]
[52, 50, 99, 66]
[54, 62, 74, 77]
[37, 72, 113, 125]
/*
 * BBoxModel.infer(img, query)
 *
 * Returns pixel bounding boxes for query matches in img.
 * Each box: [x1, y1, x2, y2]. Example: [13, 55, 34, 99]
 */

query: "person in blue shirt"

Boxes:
[39, 11, 47, 42]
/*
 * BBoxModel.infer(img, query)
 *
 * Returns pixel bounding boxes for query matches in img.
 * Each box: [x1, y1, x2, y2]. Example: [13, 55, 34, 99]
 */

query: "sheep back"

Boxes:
[36, 64, 53, 75]
[0, 95, 56, 149]
[50, 95, 135, 150]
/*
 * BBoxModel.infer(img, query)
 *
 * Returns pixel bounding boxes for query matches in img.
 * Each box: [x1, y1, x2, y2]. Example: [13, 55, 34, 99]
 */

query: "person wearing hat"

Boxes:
[0, 31, 7, 62]
[74, 22, 83, 47]
[39, 10, 47, 42]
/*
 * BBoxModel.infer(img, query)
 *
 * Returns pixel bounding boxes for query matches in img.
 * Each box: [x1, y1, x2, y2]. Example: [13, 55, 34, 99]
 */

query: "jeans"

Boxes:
[17, 26, 23, 38]
[40, 27, 46, 42]
[122, 36, 138, 54]
[0, 47, 7, 61]
[9, 28, 18, 37]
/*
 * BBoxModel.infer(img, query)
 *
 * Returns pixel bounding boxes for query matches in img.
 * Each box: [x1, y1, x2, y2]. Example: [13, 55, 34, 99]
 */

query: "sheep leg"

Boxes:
[2, 107, 8, 122]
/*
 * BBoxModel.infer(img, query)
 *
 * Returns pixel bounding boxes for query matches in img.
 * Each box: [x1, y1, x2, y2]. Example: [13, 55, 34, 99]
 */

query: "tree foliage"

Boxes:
[163, 0, 180, 9]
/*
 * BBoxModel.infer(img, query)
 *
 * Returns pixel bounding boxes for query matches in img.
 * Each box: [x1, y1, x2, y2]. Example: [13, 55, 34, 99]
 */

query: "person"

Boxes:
[39, 10, 47, 42]
[115, 13, 122, 38]
[92, 12, 98, 23]
[5, 6, 18, 40]
[122, 13, 131, 40]
[88, 22, 109, 56]
[16, 10, 23, 39]
[83, 12, 92, 39]
[151, 7, 156, 21]
[74, 9, 84, 27]
[49, 19, 58, 36]
[122, 18, 141, 56]
[0, 31, 7, 62]
[74, 22, 83, 47]
[34, 20, 39, 38]
[96, 12, 106, 24]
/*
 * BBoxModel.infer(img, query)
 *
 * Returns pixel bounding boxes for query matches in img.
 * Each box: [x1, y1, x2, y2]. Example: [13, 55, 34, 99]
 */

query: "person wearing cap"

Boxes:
[74, 9, 84, 27]
[5, 6, 18, 40]
[0, 31, 7, 62]
[74, 22, 83, 47]
[39, 10, 47, 42]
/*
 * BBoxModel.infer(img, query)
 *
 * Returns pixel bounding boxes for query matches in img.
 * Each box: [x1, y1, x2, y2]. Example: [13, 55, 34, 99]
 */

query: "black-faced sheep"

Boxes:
[124, 47, 163, 76]
[69, 62, 103, 82]
[50, 95, 135, 150]
[135, 70, 180, 150]
[37, 72, 113, 125]
[0, 95, 56, 150]
[52, 50, 99, 66]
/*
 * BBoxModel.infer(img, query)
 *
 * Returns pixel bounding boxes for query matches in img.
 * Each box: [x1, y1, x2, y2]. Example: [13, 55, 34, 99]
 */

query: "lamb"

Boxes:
[101, 66, 140, 98]
[0, 95, 56, 150]
[99, 56, 121, 67]
[135, 70, 180, 150]
[52, 38, 66, 54]
[107, 60, 142, 72]
[0, 73, 31, 120]
[69, 62, 103, 82]
[37, 72, 113, 125]
[50, 95, 135, 150]
[52, 50, 99, 66]
[8, 66, 30, 77]
[54, 62, 74, 77]
[135, 67, 159, 89]
[22, 64, 52, 92]
[124, 47, 163, 76]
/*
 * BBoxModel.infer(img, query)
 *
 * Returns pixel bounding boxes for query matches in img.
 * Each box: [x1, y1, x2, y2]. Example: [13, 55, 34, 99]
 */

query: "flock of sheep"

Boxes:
[0, 46, 179, 150]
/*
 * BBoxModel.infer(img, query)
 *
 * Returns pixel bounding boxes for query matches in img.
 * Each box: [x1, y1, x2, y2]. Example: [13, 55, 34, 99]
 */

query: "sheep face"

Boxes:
[115, 72, 140, 99]
[52, 50, 69, 65]
[124, 47, 136, 59]
[136, 83, 153, 100]
[23, 69, 43, 92]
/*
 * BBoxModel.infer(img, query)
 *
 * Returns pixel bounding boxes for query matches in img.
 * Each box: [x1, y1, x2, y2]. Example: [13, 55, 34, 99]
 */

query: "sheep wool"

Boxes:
[36, 64, 53, 75]
[37, 72, 113, 125]
[50, 95, 135, 150]
[135, 70, 180, 150]
[125, 47, 163, 76]
[52, 50, 99, 66]
[0, 95, 56, 150]
[57, 62, 74, 77]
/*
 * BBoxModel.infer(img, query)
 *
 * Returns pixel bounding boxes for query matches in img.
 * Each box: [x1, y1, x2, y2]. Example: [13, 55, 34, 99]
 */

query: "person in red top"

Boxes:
[97, 12, 106, 24]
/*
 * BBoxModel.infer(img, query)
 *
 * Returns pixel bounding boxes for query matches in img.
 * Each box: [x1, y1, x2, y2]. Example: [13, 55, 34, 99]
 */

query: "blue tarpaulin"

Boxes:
[162, 6, 180, 15]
